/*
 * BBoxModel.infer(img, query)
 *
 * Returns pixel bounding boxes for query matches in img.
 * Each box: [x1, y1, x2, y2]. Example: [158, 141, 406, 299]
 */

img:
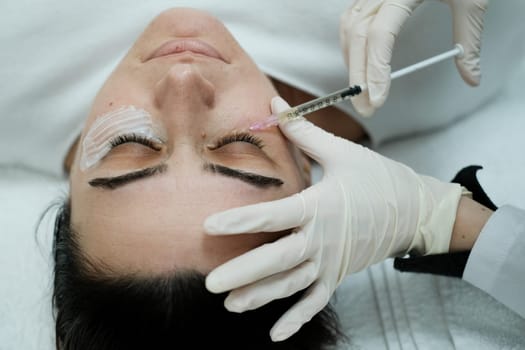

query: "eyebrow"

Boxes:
[203, 163, 284, 188]
[88, 163, 283, 190]
[88, 163, 168, 189]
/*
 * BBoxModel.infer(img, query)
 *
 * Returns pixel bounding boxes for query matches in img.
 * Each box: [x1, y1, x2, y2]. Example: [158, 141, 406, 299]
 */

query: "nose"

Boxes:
[154, 64, 216, 113]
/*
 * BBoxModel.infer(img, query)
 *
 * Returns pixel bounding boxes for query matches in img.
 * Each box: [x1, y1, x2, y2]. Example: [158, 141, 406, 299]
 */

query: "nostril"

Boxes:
[153, 64, 216, 108]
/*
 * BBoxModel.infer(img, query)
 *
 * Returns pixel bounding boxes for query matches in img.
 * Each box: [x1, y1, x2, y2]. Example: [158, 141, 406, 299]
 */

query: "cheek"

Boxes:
[217, 67, 276, 117]
[90, 54, 158, 109]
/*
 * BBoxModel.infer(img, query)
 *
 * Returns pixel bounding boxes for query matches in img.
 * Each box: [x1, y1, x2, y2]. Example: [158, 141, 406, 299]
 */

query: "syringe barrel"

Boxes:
[295, 85, 362, 116]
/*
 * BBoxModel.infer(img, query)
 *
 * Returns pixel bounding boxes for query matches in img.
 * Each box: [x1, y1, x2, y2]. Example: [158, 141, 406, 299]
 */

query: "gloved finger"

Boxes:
[346, 0, 382, 117]
[269, 282, 331, 342]
[339, 8, 351, 68]
[272, 96, 344, 165]
[449, 0, 488, 86]
[366, 0, 422, 108]
[339, 0, 372, 68]
[204, 192, 307, 235]
[224, 260, 317, 312]
[347, 14, 375, 117]
[206, 230, 311, 293]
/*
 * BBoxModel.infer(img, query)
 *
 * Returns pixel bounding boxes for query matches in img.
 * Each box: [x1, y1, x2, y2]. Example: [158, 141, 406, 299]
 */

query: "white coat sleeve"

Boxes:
[463, 205, 525, 318]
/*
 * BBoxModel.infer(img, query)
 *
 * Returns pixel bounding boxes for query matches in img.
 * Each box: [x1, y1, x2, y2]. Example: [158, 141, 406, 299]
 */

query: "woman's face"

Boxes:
[69, 8, 309, 275]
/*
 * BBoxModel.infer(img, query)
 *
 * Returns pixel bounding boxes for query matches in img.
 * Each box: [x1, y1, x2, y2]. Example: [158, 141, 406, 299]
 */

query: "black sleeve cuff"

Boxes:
[393, 251, 471, 278]
[393, 165, 496, 278]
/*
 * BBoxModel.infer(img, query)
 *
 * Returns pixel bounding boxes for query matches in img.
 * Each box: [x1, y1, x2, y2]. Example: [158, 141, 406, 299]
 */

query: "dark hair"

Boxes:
[52, 201, 344, 349]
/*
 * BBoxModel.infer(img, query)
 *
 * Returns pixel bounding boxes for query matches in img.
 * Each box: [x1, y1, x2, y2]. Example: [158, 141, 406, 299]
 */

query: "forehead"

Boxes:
[71, 165, 294, 274]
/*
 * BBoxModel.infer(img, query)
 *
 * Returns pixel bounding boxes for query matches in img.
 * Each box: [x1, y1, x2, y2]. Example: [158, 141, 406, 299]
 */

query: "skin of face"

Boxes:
[69, 8, 311, 275]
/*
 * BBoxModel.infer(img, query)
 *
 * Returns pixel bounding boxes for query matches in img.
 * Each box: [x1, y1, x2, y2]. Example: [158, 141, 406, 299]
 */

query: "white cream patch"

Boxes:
[80, 106, 162, 171]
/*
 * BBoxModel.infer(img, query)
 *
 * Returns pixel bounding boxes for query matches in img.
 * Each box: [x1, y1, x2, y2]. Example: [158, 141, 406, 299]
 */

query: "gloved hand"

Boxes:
[204, 96, 462, 342]
[340, 0, 488, 116]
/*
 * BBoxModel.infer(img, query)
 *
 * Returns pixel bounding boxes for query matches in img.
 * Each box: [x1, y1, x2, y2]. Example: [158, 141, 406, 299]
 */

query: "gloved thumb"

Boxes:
[448, 0, 488, 86]
[272, 96, 341, 165]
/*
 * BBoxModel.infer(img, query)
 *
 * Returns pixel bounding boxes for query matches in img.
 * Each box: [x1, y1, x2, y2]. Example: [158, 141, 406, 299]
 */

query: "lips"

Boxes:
[148, 39, 228, 63]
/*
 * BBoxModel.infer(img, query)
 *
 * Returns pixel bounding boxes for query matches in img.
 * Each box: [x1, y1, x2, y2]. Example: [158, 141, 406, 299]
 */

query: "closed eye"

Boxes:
[210, 132, 264, 150]
[109, 133, 163, 151]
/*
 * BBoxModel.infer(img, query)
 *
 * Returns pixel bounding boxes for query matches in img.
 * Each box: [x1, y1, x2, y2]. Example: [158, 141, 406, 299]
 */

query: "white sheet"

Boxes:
[0, 169, 63, 350]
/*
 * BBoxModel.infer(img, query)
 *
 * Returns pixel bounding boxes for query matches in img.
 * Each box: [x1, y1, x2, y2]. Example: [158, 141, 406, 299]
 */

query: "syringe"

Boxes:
[249, 44, 464, 131]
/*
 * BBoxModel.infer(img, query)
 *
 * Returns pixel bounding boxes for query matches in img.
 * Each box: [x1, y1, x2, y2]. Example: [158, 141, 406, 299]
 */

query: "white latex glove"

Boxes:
[340, 0, 488, 116]
[204, 97, 462, 342]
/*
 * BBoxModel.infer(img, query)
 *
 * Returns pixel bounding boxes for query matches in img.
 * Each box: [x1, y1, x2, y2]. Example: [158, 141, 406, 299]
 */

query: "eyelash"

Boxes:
[212, 132, 264, 149]
[109, 133, 162, 151]
[108, 131, 264, 151]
